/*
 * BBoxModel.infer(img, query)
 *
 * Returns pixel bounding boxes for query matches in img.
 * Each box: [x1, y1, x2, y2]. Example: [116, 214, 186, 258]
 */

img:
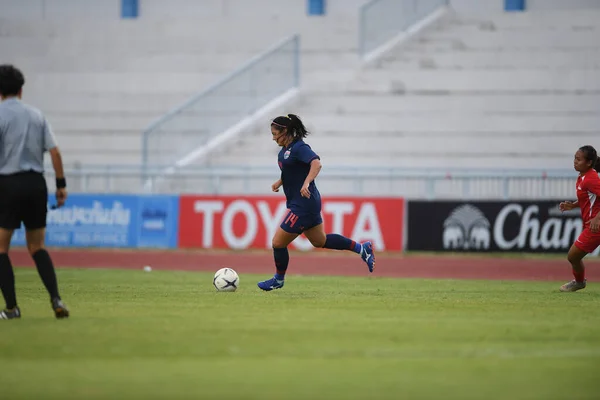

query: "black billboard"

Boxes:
[406, 200, 593, 254]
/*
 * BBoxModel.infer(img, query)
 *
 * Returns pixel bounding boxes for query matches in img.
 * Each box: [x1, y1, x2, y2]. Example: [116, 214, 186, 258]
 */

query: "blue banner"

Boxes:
[11, 194, 179, 249]
[136, 195, 179, 248]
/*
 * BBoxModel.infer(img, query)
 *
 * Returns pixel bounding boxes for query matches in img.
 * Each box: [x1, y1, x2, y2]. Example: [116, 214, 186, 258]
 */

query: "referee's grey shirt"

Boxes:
[0, 97, 57, 175]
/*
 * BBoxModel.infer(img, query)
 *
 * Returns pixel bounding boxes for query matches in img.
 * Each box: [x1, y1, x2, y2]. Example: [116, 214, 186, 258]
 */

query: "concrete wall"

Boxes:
[0, 0, 120, 19]
[449, 0, 600, 13]
[196, 7, 600, 174]
[0, 1, 364, 167]
[0, 0, 368, 19]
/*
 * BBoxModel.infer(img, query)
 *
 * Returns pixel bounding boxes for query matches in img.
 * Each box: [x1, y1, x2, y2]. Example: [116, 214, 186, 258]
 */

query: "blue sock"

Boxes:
[324, 234, 362, 254]
[273, 247, 289, 280]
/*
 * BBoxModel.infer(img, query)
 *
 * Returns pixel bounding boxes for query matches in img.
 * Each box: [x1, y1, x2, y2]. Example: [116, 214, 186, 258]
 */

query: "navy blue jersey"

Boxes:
[278, 139, 321, 215]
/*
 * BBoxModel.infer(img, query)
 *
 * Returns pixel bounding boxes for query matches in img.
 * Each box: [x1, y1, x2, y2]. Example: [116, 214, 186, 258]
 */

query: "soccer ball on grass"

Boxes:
[213, 268, 239, 292]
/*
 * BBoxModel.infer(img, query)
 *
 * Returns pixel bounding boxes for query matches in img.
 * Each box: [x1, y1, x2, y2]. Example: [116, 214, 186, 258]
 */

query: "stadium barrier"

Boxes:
[10, 194, 404, 252]
[406, 200, 600, 256]
[12, 195, 595, 257]
[44, 165, 578, 200]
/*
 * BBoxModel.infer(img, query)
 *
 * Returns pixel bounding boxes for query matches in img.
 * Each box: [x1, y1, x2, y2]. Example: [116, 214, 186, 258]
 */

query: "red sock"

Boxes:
[572, 268, 585, 283]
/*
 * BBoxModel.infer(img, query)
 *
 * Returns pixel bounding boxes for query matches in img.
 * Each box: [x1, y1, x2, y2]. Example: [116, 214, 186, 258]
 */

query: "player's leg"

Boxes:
[560, 243, 589, 292]
[0, 177, 21, 320]
[257, 210, 300, 291]
[561, 228, 600, 292]
[23, 173, 69, 318]
[0, 227, 20, 319]
[25, 228, 68, 318]
[303, 219, 376, 273]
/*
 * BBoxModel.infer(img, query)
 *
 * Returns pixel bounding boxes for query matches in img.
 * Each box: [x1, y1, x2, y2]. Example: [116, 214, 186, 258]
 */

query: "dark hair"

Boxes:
[271, 113, 309, 140]
[0, 65, 25, 97]
[579, 145, 600, 173]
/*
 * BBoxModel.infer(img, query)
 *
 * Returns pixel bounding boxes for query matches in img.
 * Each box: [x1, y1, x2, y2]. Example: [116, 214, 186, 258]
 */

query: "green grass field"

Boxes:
[1, 267, 599, 400]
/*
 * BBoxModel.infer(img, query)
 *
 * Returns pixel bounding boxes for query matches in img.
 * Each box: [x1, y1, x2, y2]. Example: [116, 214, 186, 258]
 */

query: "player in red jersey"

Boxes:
[558, 145, 600, 292]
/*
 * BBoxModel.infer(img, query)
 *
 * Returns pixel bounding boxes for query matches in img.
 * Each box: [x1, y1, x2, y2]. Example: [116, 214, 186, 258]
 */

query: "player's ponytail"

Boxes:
[595, 156, 600, 173]
[287, 114, 309, 139]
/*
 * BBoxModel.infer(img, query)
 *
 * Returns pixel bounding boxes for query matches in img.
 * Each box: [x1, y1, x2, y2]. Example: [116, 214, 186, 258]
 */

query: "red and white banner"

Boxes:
[178, 196, 404, 251]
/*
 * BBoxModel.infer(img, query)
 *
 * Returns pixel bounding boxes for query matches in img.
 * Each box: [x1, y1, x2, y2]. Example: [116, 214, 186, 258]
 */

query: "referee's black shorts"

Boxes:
[0, 171, 48, 230]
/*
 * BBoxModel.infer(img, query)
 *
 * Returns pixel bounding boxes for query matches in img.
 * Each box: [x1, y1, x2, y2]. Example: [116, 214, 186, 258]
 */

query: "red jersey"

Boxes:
[576, 169, 600, 224]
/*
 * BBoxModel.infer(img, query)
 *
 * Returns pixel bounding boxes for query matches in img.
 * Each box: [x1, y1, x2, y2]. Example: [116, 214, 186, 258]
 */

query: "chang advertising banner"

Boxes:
[406, 200, 599, 256]
[11, 194, 179, 249]
[178, 195, 404, 251]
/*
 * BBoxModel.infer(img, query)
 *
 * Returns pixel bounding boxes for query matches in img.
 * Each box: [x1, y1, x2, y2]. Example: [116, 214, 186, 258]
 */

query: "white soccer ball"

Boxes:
[213, 268, 239, 292]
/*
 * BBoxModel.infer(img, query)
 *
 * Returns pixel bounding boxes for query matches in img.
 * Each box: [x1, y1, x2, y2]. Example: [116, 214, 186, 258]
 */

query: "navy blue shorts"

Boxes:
[280, 209, 323, 234]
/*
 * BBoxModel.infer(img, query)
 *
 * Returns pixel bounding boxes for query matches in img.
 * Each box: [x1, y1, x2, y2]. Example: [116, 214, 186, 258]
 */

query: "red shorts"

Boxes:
[574, 227, 600, 253]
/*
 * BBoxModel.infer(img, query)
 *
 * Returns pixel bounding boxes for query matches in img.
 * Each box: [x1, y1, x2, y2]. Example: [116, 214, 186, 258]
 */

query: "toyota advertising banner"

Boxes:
[407, 200, 600, 256]
[178, 196, 404, 251]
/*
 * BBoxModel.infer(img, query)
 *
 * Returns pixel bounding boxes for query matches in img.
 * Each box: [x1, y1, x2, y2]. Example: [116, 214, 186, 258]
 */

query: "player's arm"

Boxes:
[559, 200, 579, 211]
[44, 118, 67, 207]
[585, 175, 600, 197]
[272, 178, 283, 192]
[300, 159, 321, 198]
[304, 158, 322, 183]
[48, 147, 67, 207]
[584, 175, 600, 232]
[295, 144, 321, 198]
[49, 147, 65, 183]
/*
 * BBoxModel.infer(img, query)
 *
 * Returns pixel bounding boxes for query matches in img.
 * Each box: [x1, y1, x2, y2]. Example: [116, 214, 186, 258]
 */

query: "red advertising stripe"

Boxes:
[178, 196, 404, 251]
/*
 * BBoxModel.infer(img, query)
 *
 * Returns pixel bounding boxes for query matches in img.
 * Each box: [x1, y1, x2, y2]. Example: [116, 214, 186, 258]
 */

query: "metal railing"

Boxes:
[359, 0, 448, 59]
[47, 165, 580, 200]
[141, 35, 300, 177]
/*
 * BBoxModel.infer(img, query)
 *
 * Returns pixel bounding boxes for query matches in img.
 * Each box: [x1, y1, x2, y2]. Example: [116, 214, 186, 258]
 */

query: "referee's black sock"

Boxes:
[0, 253, 17, 309]
[32, 249, 60, 300]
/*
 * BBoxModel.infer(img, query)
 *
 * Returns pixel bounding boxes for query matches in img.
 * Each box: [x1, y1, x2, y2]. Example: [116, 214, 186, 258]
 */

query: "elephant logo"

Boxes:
[443, 205, 491, 250]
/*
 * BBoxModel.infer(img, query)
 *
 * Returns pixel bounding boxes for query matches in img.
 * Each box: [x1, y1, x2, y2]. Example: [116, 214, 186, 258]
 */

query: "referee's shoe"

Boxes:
[0, 306, 20, 319]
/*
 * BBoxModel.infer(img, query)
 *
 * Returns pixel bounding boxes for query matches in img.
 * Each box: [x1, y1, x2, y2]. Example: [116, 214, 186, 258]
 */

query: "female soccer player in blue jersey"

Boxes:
[257, 114, 375, 291]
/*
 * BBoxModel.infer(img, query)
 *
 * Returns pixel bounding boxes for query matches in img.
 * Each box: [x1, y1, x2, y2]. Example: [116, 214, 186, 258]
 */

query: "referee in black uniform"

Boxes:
[0, 65, 69, 319]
